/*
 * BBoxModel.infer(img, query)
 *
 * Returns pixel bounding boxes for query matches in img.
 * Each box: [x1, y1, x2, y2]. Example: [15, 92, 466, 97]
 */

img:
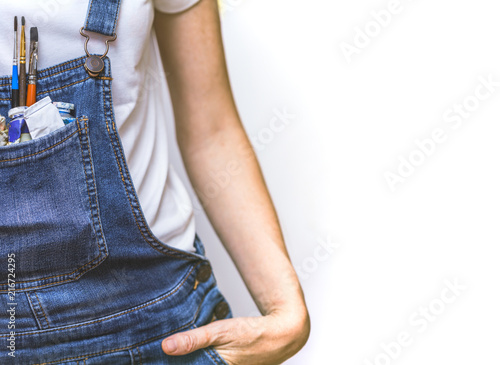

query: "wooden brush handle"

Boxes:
[19, 63, 26, 106]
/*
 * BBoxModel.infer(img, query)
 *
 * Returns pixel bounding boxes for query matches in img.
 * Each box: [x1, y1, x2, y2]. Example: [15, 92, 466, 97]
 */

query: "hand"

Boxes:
[161, 310, 310, 365]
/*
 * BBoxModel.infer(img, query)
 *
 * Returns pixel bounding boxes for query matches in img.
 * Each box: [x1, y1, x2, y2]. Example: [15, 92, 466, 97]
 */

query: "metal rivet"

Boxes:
[214, 301, 229, 319]
[196, 264, 212, 283]
[84, 55, 104, 77]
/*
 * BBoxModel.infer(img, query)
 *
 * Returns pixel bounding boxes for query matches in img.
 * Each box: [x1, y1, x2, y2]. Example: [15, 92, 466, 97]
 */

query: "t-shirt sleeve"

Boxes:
[153, 0, 201, 13]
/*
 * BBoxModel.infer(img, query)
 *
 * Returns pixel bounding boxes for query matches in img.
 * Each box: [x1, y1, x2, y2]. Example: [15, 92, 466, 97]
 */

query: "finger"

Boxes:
[162, 321, 227, 356]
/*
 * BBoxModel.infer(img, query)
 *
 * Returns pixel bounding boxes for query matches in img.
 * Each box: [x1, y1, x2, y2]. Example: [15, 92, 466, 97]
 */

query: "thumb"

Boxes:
[162, 323, 221, 356]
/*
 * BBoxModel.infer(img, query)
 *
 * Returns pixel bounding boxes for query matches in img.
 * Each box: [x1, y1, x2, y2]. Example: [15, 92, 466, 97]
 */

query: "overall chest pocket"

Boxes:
[0, 117, 108, 292]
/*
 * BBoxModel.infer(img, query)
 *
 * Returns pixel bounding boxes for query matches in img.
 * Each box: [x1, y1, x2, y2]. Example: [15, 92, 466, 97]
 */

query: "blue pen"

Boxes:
[12, 16, 19, 108]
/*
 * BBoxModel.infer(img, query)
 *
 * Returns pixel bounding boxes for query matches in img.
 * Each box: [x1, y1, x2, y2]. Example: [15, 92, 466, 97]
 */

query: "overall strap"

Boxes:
[84, 0, 122, 36]
[81, 0, 121, 77]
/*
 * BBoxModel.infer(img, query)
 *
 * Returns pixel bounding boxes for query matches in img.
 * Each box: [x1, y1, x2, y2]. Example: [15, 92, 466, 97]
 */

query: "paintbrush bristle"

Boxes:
[14, 16, 17, 31]
[30, 27, 38, 42]
[22, 16, 25, 26]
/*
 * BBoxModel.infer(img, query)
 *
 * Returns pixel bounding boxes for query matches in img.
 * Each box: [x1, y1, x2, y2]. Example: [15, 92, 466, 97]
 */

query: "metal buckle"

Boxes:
[80, 27, 117, 77]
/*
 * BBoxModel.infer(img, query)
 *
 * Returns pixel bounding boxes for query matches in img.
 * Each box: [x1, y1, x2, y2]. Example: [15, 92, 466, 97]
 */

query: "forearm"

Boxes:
[179, 118, 307, 319]
[154, 1, 310, 361]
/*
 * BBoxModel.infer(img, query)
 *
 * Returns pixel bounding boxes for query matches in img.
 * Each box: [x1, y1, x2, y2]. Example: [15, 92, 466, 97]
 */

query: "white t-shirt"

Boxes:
[0, 0, 201, 253]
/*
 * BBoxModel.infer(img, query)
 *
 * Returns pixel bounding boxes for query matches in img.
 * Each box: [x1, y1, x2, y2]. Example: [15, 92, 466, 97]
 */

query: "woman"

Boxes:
[0, 0, 309, 363]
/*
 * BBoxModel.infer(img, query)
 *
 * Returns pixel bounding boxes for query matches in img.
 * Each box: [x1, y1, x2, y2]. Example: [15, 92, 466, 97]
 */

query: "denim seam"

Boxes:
[36, 76, 111, 98]
[137, 346, 143, 365]
[79, 118, 109, 260]
[34, 291, 51, 329]
[30, 269, 213, 365]
[102, 76, 204, 261]
[37, 77, 92, 97]
[0, 120, 108, 291]
[112, 2, 121, 36]
[85, 0, 95, 30]
[0, 130, 78, 163]
[38, 63, 84, 80]
[204, 347, 227, 365]
[0, 262, 202, 338]
[38, 56, 86, 75]
[136, 346, 142, 365]
[0, 56, 85, 89]
[25, 292, 43, 330]
[100, 75, 198, 261]
[34, 323, 191, 365]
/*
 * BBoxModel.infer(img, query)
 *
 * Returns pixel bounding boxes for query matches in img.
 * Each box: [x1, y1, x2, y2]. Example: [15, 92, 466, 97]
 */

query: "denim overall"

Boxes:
[0, 1, 232, 364]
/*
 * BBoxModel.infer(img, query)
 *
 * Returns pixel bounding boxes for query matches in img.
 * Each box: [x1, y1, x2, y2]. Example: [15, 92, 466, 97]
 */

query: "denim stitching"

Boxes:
[25, 292, 43, 330]
[204, 348, 226, 365]
[38, 57, 86, 75]
[28, 268, 212, 365]
[112, 1, 121, 35]
[35, 323, 190, 365]
[100, 75, 193, 260]
[33, 283, 212, 365]
[85, 0, 95, 30]
[38, 63, 84, 80]
[0, 262, 201, 338]
[81, 118, 109, 258]
[37, 77, 91, 96]
[102, 77, 203, 261]
[0, 124, 100, 284]
[0, 120, 107, 291]
[34, 291, 51, 329]
[137, 346, 143, 365]
[0, 130, 78, 163]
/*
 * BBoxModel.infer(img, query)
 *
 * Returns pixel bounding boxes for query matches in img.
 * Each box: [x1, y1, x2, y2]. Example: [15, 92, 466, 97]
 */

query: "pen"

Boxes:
[27, 27, 38, 107]
[19, 17, 26, 106]
[12, 17, 19, 108]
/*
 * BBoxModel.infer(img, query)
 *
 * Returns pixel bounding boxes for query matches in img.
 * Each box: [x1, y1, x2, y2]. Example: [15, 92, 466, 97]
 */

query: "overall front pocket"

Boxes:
[0, 117, 108, 292]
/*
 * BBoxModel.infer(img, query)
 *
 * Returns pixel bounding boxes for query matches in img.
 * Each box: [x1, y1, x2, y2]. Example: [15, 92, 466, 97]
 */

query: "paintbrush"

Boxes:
[19, 16, 26, 106]
[12, 16, 19, 108]
[27, 27, 38, 107]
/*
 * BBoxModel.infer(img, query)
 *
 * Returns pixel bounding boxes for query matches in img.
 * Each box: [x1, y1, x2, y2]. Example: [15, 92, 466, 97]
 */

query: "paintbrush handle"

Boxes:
[27, 83, 36, 107]
[19, 63, 26, 106]
[12, 64, 19, 108]
[11, 89, 19, 109]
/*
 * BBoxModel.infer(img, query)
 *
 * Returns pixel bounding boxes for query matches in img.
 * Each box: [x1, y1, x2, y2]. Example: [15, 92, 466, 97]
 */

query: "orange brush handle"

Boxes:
[26, 84, 36, 107]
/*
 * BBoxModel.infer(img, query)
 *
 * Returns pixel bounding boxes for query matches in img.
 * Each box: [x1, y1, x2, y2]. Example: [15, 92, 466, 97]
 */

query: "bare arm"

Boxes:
[154, 1, 310, 363]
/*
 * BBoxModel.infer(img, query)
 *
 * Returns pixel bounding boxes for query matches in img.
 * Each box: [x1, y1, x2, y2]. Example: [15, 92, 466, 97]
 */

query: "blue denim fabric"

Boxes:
[0, 9, 232, 363]
[84, 0, 121, 36]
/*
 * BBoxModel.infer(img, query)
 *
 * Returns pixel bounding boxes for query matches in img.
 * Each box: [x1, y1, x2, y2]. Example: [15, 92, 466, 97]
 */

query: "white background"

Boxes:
[167, 0, 500, 363]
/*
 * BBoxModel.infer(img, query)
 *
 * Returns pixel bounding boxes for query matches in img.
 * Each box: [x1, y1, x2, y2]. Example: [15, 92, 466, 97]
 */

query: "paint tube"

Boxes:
[7, 106, 31, 144]
[24, 96, 65, 140]
[0, 115, 8, 146]
[53, 101, 76, 125]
